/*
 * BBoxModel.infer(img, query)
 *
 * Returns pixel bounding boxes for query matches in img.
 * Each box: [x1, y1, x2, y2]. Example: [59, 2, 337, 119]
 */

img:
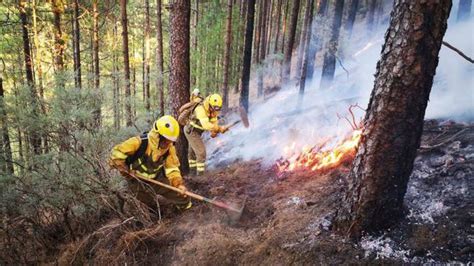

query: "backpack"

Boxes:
[125, 132, 170, 167]
[177, 101, 200, 126]
[125, 132, 148, 166]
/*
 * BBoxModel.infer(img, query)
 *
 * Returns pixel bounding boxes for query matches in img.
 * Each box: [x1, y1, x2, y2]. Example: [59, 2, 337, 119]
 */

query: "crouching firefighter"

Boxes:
[109, 115, 192, 211]
[180, 93, 231, 175]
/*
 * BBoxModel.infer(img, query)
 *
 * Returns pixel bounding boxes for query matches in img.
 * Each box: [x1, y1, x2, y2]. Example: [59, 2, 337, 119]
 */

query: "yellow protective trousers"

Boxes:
[184, 125, 206, 174]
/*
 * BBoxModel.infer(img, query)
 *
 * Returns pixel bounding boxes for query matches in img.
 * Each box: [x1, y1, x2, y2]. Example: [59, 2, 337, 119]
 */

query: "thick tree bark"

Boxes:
[72, 0, 82, 90]
[344, 0, 359, 39]
[222, 0, 233, 111]
[169, 0, 191, 173]
[144, 0, 151, 111]
[366, 0, 377, 32]
[0, 77, 14, 174]
[298, 0, 315, 100]
[156, 0, 165, 116]
[240, 0, 256, 113]
[20, 0, 41, 155]
[282, 0, 300, 83]
[306, 0, 328, 80]
[319, 0, 344, 89]
[457, 0, 472, 21]
[92, 0, 101, 127]
[120, 0, 132, 126]
[280, 0, 290, 54]
[335, 0, 452, 239]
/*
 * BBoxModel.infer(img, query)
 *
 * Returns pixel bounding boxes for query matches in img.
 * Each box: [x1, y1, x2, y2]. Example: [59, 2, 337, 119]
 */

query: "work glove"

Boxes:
[177, 185, 188, 197]
[219, 125, 229, 134]
[114, 164, 134, 178]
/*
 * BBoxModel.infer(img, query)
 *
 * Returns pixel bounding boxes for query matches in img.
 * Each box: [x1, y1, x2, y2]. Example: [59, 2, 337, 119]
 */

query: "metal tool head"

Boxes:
[225, 197, 247, 225]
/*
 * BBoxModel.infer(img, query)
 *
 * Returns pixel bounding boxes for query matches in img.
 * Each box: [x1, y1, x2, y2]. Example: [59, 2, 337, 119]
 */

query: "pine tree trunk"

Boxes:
[335, 0, 452, 239]
[240, 0, 256, 113]
[306, 0, 328, 80]
[144, 0, 151, 111]
[20, 0, 41, 155]
[156, 0, 165, 116]
[259, 0, 269, 62]
[280, 0, 290, 54]
[234, 0, 247, 94]
[31, 0, 48, 152]
[319, 0, 344, 89]
[457, 0, 472, 21]
[366, 0, 377, 32]
[0, 77, 14, 174]
[273, 0, 282, 53]
[31, 0, 44, 99]
[222, 0, 233, 111]
[254, 0, 262, 64]
[92, 0, 101, 127]
[282, 0, 301, 83]
[193, 0, 198, 49]
[375, 0, 384, 26]
[120, 0, 132, 126]
[298, 0, 315, 100]
[257, 0, 269, 98]
[344, 0, 359, 39]
[52, 0, 64, 73]
[113, 16, 121, 130]
[266, 0, 273, 56]
[295, 0, 313, 79]
[169, 0, 191, 173]
[72, 0, 82, 90]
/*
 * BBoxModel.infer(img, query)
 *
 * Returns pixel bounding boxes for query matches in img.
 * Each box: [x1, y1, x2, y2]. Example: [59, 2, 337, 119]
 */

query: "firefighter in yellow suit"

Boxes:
[184, 94, 230, 175]
[110, 115, 192, 211]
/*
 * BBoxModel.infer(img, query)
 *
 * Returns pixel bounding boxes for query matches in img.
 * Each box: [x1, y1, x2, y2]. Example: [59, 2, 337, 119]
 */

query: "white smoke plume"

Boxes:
[207, 3, 474, 168]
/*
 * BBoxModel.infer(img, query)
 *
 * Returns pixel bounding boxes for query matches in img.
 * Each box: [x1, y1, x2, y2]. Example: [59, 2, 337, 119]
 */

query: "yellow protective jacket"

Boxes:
[109, 131, 183, 187]
[189, 98, 220, 132]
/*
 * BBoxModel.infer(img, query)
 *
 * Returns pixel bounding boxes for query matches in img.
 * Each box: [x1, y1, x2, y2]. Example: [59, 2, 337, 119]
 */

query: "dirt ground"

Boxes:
[58, 120, 473, 265]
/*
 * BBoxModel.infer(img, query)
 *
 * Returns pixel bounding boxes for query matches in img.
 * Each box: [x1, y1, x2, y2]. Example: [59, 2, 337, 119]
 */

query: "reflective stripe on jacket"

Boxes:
[109, 131, 183, 187]
[189, 100, 220, 132]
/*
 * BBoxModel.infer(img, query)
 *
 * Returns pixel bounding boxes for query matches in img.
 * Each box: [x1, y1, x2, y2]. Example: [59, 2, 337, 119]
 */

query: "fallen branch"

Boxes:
[419, 128, 469, 151]
[442, 41, 474, 64]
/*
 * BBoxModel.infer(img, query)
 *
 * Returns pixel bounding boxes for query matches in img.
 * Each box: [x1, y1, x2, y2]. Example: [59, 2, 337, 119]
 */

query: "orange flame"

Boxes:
[276, 130, 362, 173]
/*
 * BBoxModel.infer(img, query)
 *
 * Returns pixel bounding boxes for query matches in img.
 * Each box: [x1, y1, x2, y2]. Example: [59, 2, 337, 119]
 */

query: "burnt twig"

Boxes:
[442, 41, 474, 64]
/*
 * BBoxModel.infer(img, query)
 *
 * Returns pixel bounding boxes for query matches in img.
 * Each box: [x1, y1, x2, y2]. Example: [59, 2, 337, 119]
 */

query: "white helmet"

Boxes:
[192, 88, 200, 96]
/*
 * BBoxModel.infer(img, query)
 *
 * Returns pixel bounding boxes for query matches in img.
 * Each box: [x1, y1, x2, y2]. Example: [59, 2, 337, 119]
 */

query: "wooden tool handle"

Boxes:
[128, 172, 241, 212]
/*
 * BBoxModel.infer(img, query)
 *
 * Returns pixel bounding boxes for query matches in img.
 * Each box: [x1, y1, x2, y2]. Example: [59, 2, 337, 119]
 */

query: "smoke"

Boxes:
[426, 16, 474, 120]
[207, 4, 474, 168]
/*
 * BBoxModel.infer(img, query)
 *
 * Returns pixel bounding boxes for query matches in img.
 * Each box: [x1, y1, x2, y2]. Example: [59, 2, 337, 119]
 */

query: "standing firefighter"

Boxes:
[109, 115, 192, 211]
[181, 94, 230, 175]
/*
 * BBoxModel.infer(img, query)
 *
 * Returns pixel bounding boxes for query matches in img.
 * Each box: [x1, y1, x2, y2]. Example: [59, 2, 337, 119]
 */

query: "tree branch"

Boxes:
[442, 41, 474, 64]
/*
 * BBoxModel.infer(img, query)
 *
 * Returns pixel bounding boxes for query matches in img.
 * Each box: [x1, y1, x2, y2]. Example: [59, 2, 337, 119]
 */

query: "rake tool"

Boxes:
[127, 171, 245, 222]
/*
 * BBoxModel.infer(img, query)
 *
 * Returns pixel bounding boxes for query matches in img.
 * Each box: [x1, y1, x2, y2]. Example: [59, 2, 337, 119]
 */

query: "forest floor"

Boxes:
[58, 120, 473, 265]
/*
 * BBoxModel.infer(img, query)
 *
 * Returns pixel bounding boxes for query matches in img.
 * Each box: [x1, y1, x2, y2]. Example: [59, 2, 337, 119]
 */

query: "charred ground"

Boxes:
[24, 120, 474, 264]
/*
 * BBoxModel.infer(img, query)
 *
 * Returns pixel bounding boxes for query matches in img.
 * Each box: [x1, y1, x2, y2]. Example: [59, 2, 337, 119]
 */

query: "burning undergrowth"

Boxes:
[41, 120, 473, 265]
